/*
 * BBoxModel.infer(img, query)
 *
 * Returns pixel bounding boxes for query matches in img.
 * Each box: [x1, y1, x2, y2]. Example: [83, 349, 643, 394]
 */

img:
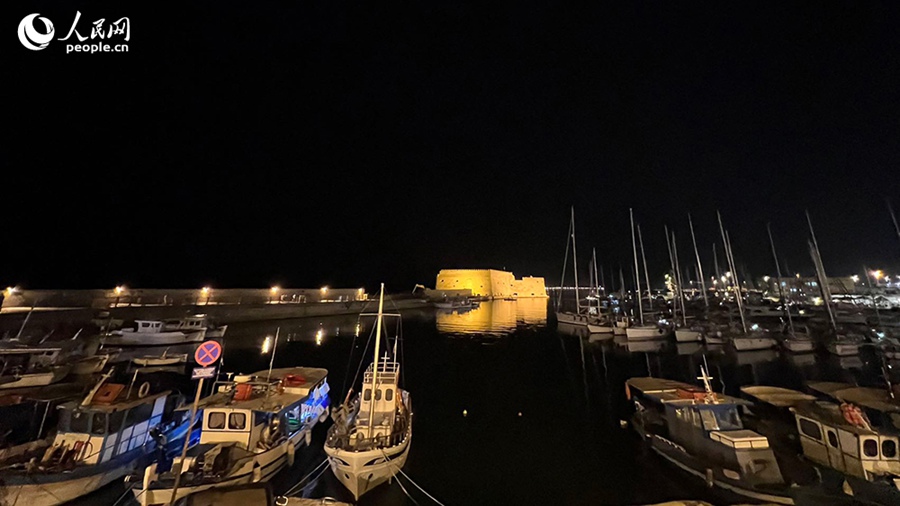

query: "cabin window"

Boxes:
[70, 411, 90, 433]
[364, 389, 372, 401]
[131, 403, 154, 424]
[91, 412, 107, 435]
[799, 418, 822, 441]
[882, 440, 897, 458]
[827, 430, 838, 448]
[375, 389, 382, 401]
[699, 409, 719, 430]
[208, 412, 226, 429]
[385, 389, 393, 402]
[229, 413, 247, 430]
[864, 439, 878, 457]
[108, 410, 126, 433]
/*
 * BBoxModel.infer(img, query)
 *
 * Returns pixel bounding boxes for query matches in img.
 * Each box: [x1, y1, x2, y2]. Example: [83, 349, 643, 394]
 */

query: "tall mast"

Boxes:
[638, 224, 652, 309]
[571, 207, 581, 313]
[367, 283, 385, 435]
[717, 212, 747, 333]
[767, 224, 794, 336]
[889, 200, 900, 251]
[863, 265, 882, 327]
[688, 214, 709, 309]
[712, 242, 722, 290]
[592, 248, 600, 312]
[630, 208, 644, 324]
[618, 267, 626, 299]
[672, 231, 687, 327]
[664, 225, 677, 322]
[557, 210, 574, 307]
[806, 211, 837, 332]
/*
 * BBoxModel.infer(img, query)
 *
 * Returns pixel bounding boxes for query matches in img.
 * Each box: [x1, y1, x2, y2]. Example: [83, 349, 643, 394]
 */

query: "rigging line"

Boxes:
[113, 484, 146, 506]
[348, 319, 378, 400]
[397, 467, 447, 506]
[284, 458, 330, 497]
[393, 469, 421, 506]
[379, 449, 422, 506]
[340, 316, 362, 399]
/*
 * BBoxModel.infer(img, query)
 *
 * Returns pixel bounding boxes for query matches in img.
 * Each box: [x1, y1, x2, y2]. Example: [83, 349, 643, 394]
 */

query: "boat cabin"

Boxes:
[627, 377, 784, 486]
[49, 383, 179, 466]
[164, 316, 208, 332]
[200, 367, 330, 451]
[355, 361, 400, 441]
[792, 401, 900, 484]
[124, 320, 166, 334]
[0, 346, 62, 374]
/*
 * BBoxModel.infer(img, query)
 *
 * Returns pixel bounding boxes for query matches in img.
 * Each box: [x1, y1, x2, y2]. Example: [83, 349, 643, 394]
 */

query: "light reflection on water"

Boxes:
[434, 299, 548, 336]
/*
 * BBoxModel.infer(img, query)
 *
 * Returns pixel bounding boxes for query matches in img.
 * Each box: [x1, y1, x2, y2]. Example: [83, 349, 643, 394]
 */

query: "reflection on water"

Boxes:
[435, 299, 547, 335]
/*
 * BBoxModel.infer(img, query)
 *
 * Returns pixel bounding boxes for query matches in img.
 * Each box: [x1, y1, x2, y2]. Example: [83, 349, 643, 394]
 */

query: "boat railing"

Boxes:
[325, 419, 409, 452]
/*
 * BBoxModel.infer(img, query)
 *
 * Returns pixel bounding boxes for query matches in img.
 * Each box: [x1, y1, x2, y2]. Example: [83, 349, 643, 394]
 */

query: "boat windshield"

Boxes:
[698, 406, 743, 431]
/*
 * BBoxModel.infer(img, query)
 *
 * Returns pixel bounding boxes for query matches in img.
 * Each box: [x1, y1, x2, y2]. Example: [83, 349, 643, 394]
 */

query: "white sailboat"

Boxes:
[767, 223, 815, 353]
[555, 208, 611, 332]
[626, 209, 666, 341]
[324, 284, 413, 500]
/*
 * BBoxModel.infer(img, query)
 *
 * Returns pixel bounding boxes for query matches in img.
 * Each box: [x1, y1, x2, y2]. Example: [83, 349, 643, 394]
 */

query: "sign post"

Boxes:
[168, 340, 222, 505]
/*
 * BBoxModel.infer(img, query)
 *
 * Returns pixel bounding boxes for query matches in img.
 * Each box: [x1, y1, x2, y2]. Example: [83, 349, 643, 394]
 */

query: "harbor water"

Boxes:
[67, 297, 891, 505]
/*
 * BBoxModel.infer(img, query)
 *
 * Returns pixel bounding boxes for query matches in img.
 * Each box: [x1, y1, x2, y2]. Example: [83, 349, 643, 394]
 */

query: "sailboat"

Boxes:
[555, 208, 611, 332]
[667, 227, 701, 343]
[626, 209, 668, 341]
[806, 212, 864, 356]
[767, 224, 815, 353]
[324, 284, 413, 499]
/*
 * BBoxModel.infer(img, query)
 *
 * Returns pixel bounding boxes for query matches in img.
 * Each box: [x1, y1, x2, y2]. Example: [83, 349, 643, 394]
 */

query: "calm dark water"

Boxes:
[70, 298, 893, 505]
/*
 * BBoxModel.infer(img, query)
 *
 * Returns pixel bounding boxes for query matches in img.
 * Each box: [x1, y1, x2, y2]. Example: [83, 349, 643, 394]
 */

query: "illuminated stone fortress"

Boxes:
[434, 269, 548, 299]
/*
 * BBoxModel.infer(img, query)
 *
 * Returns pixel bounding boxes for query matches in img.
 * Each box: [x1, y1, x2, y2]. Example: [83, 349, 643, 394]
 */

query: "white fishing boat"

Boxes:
[781, 325, 816, 353]
[0, 371, 191, 506]
[674, 327, 702, 342]
[136, 367, 330, 505]
[101, 320, 206, 347]
[0, 346, 71, 389]
[732, 329, 778, 351]
[164, 314, 228, 339]
[325, 284, 413, 500]
[132, 349, 189, 367]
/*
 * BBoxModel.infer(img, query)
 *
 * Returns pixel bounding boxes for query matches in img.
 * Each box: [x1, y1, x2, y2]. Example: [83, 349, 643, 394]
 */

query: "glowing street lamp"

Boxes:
[4, 286, 16, 297]
[763, 276, 770, 283]
[261, 335, 272, 354]
[201, 286, 211, 305]
[115, 285, 125, 295]
[872, 270, 884, 281]
[851, 275, 860, 283]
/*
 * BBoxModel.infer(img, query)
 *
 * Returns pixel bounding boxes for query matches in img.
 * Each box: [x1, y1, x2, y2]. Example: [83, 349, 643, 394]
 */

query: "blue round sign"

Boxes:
[194, 340, 222, 367]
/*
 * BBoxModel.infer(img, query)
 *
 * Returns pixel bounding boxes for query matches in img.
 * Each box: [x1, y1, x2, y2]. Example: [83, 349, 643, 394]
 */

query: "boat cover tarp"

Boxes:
[740, 385, 816, 407]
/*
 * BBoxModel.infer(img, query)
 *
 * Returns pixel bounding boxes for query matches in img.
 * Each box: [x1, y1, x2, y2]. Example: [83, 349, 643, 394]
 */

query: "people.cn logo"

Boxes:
[18, 13, 55, 51]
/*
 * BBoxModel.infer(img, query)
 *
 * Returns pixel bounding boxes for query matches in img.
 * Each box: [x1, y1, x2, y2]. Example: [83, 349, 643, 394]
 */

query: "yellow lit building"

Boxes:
[434, 269, 548, 299]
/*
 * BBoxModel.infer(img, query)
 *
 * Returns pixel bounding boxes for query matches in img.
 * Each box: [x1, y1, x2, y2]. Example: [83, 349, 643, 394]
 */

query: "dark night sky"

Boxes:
[6, 1, 900, 291]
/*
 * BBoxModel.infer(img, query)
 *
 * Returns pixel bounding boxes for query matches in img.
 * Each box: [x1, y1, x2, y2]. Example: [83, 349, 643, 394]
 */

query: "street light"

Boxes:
[201, 286, 211, 305]
[763, 276, 770, 283]
[4, 286, 16, 297]
[115, 285, 125, 295]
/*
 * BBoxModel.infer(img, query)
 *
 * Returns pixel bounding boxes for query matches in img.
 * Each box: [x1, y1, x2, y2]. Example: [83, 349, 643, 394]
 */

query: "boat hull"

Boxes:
[674, 329, 701, 342]
[827, 342, 860, 356]
[782, 339, 815, 353]
[626, 326, 667, 341]
[0, 366, 70, 390]
[732, 337, 777, 351]
[101, 329, 206, 347]
[586, 324, 614, 334]
[325, 433, 411, 500]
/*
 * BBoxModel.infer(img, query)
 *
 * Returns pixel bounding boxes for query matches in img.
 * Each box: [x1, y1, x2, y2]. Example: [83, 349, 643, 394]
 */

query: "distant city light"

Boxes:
[4, 286, 16, 296]
[201, 286, 211, 295]
[872, 270, 884, 280]
[763, 276, 770, 283]
[261, 335, 272, 354]
[321, 286, 329, 294]
[270, 286, 280, 294]
[726, 272, 732, 278]
[851, 275, 859, 283]
[114, 285, 126, 295]
[316, 328, 324, 346]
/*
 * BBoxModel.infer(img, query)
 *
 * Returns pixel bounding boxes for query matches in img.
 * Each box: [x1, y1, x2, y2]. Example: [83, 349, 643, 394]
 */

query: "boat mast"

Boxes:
[557, 210, 574, 307]
[889, 199, 900, 251]
[766, 224, 795, 336]
[664, 225, 678, 323]
[638, 224, 652, 308]
[571, 208, 581, 314]
[806, 211, 837, 332]
[863, 265, 882, 327]
[712, 242, 722, 292]
[688, 214, 709, 309]
[717, 212, 747, 333]
[367, 283, 385, 436]
[672, 231, 688, 327]
[630, 208, 644, 325]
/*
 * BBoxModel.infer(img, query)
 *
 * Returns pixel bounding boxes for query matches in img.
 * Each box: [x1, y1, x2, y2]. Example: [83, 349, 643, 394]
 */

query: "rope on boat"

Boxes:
[381, 449, 446, 506]
[282, 457, 329, 497]
[392, 467, 421, 506]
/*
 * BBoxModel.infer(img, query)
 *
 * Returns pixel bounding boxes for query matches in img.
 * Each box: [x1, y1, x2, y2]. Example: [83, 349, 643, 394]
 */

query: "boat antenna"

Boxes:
[630, 208, 644, 324]
[367, 283, 385, 437]
[664, 225, 679, 323]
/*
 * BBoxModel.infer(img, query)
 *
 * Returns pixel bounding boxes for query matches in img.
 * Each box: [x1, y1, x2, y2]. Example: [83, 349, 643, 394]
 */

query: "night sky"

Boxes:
[6, 1, 900, 291]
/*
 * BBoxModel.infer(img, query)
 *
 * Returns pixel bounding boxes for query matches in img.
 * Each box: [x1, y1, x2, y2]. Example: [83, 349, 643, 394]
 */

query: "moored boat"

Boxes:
[101, 320, 206, 347]
[324, 284, 412, 500]
[135, 367, 330, 505]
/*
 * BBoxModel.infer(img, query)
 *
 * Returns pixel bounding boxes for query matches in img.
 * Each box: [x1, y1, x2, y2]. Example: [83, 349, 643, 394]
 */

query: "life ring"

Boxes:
[138, 382, 151, 398]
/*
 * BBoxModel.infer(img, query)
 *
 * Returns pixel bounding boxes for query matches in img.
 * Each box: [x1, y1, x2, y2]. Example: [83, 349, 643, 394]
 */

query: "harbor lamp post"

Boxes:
[201, 286, 211, 305]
